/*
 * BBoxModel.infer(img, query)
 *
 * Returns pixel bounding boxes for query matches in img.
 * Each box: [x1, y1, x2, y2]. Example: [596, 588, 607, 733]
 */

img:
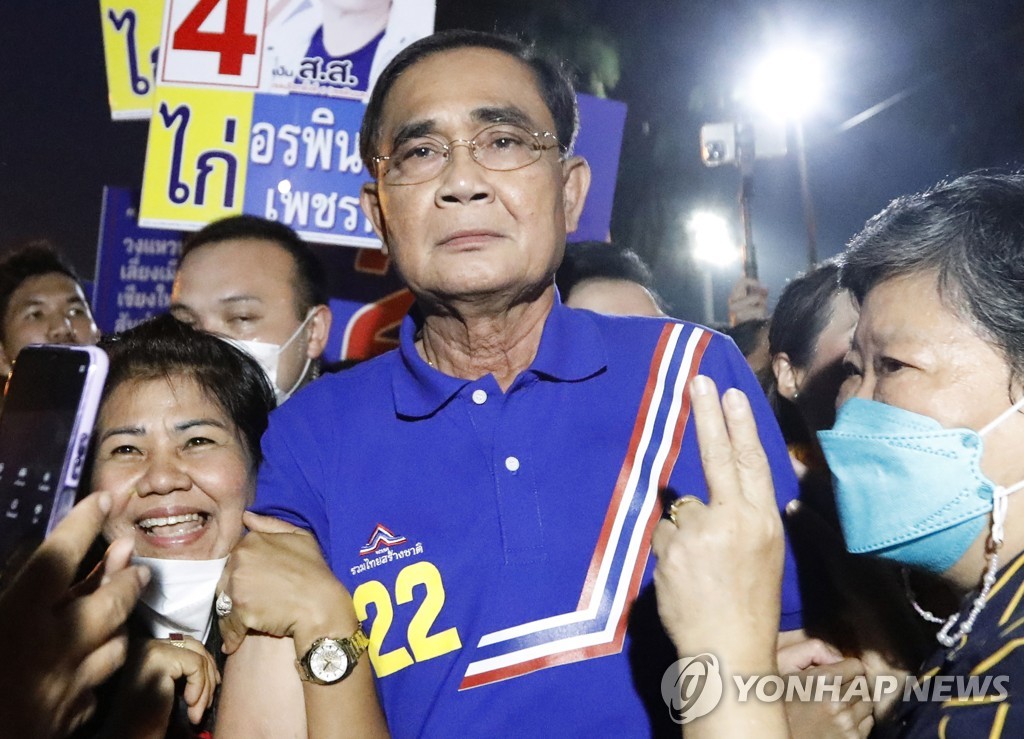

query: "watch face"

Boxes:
[310, 640, 350, 682]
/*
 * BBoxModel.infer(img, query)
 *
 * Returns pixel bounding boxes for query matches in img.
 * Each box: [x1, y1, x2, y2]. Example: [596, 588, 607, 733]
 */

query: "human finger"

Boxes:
[846, 692, 875, 732]
[68, 536, 135, 600]
[720, 388, 776, 509]
[69, 631, 130, 698]
[812, 657, 869, 686]
[242, 511, 306, 535]
[61, 690, 99, 739]
[170, 641, 218, 725]
[856, 710, 875, 738]
[101, 536, 135, 579]
[690, 375, 741, 506]
[64, 564, 150, 654]
[777, 637, 844, 674]
[18, 491, 117, 593]
[651, 518, 677, 561]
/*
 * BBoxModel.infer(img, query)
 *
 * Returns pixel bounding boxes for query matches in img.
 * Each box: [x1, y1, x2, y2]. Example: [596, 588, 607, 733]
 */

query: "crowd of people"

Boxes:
[1, 27, 1022, 739]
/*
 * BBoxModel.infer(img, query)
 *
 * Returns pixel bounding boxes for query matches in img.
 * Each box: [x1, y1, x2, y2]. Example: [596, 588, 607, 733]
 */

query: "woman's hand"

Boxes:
[652, 376, 789, 738]
[107, 635, 220, 735]
[652, 376, 785, 673]
[216, 512, 359, 658]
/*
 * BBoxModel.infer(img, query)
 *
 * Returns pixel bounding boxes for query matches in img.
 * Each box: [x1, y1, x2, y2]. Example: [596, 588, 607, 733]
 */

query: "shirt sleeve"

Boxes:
[249, 402, 331, 547]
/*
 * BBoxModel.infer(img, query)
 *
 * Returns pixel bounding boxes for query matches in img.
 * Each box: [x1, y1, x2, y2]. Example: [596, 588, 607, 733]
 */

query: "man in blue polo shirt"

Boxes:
[216, 30, 809, 736]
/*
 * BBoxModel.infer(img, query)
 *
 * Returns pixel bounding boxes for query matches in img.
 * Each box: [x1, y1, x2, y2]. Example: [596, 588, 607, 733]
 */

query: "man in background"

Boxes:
[0, 241, 100, 378]
[555, 239, 665, 317]
[170, 215, 332, 405]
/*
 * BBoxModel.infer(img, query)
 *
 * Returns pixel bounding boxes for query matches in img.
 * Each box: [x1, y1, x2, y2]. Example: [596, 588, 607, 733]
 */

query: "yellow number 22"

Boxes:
[353, 560, 462, 678]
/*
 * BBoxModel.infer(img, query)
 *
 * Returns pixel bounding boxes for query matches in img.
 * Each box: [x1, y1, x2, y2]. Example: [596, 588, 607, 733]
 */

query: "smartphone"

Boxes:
[700, 120, 788, 167]
[0, 345, 108, 574]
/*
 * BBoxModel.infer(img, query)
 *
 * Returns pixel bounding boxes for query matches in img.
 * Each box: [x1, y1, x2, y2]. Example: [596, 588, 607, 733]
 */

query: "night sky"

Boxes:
[2, 0, 1023, 322]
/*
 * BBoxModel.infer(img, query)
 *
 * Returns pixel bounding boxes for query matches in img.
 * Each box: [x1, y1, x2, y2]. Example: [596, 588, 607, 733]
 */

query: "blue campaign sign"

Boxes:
[571, 93, 628, 243]
[243, 93, 379, 248]
[94, 187, 184, 334]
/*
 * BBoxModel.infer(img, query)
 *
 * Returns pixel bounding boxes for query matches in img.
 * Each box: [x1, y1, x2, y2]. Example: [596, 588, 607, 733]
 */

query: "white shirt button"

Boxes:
[472, 389, 488, 405]
[505, 456, 521, 472]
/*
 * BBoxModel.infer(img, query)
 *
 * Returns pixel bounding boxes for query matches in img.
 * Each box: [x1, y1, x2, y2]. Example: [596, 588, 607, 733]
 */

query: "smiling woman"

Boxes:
[71, 314, 275, 737]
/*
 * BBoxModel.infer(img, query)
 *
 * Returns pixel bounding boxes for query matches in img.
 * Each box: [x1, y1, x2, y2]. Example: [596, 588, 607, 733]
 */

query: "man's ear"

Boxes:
[305, 304, 333, 360]
[772, 351, 803, 402]
[561, 156, 592, 234]
[360, 182, 389, 256]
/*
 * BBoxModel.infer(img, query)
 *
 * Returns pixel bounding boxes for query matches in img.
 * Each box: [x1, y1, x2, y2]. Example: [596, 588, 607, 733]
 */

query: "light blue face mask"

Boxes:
[817, 396, 1024, 574]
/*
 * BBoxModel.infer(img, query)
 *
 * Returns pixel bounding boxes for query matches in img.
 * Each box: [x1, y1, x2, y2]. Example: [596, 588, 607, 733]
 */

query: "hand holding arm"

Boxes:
[215, 513, 386, 738]
[101, 635, 220, 737]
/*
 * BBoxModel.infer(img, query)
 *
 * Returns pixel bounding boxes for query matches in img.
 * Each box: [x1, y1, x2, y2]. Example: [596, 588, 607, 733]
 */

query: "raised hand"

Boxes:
[0, 491, 150, 738]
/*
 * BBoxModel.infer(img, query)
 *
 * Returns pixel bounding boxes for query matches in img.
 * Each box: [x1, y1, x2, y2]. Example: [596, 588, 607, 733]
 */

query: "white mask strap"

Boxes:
[979, 394, 1024, 437]
[278, 355, 312, 404]
[991, 479, 1024, 547]
[279, 308, 317, 355]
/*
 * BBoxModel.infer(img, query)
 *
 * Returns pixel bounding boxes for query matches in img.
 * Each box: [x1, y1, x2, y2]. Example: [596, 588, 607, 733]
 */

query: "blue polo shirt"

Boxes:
[253, 299, 802, 736]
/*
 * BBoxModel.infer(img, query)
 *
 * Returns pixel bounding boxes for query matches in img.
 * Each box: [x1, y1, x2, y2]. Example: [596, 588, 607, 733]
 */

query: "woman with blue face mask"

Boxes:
[653, 172, 1024, 738]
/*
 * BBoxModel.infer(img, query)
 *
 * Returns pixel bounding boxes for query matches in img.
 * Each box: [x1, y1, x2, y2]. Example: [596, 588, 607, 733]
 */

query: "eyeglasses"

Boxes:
[373, 123, 564, 186]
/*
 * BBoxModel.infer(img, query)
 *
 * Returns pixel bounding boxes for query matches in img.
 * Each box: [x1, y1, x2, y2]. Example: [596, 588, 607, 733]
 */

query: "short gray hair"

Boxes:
[840, 171, 1024, 381]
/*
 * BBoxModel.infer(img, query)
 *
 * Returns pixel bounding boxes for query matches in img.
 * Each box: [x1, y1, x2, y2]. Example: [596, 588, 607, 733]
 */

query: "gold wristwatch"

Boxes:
[296, 625, 370, 685]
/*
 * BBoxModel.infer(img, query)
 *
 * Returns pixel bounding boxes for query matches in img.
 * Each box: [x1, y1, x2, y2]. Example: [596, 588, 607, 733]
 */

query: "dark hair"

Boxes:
[0, 241, 84, 339]
[360, 29, 580, 173]
[768, 261, 841, 369]
[97, 314, 275, 467]
[555, 240, 661, 305]
[182, 215, 328, 317]
[761, 261, 843, 445]
[725, 319, 769, 360]
[841, 172, 1024, 382]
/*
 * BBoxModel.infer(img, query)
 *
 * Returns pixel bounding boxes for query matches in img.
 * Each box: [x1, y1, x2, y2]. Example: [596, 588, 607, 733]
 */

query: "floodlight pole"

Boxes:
[736, 122, 758, 280]
[702, 270, 715, 325]
[794, 120, 818, 268]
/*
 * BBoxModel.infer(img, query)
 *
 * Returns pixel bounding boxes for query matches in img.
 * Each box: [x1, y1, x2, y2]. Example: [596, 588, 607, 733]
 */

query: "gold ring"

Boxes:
[168, 632, 186, 648]
[667, 495, 704, 524]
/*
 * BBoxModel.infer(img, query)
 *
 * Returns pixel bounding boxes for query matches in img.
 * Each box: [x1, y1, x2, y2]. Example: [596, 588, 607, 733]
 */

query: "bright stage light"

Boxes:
[746, 47, 824, 120]
[687, 211, 738, 267]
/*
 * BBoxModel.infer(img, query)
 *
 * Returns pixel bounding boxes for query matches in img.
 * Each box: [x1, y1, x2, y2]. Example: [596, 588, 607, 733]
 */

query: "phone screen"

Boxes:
[0, 346, 105, 578]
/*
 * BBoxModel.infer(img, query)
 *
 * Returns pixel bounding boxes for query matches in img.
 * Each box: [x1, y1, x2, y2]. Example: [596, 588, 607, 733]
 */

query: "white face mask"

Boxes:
[132, 556, 228, 643]
[225, 310, 315, 405]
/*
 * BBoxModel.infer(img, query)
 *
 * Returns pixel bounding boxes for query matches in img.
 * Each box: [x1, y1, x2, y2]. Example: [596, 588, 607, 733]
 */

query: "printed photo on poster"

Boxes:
[263, 0, 434, 100]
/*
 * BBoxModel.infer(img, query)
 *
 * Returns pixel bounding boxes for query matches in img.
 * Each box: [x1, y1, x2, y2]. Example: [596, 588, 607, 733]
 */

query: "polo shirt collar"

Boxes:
[393, 295, 607, 418]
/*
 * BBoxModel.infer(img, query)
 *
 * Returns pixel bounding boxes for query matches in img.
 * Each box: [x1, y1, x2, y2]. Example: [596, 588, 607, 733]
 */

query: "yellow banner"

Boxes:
[139, 86, 253, 229]
[99, 0, 163, 120]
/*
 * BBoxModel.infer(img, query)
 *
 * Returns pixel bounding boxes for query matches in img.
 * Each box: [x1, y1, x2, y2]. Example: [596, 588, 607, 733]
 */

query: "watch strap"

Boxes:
[297, 624, 370, 685]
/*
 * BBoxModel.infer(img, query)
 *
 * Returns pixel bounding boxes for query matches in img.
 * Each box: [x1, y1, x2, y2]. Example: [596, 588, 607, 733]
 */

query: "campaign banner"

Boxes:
[139, 0, 434, 245]
[99, 0, 163, 120]
[140, 85, 254, 230]
[244, 93, 378, 246]
[263, 0, 435, 101]
[94, 187, 184, 334]
[140, 89, 626, 246]
[572, 93, 628, 243]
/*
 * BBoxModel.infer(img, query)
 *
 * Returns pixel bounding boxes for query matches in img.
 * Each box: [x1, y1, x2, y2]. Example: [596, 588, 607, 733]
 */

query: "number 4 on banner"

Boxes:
[173, 0, 257, 75]
[160, 0, 265, 88]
